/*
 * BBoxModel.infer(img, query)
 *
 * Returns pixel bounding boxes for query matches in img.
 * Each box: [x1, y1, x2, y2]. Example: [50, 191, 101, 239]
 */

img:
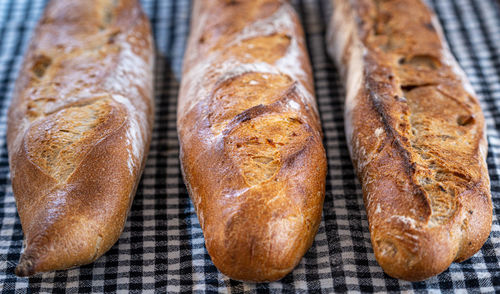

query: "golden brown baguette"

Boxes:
[178, 0, 327, 282]
[7, 0, 154, 276]
[327, 0, 492, 281]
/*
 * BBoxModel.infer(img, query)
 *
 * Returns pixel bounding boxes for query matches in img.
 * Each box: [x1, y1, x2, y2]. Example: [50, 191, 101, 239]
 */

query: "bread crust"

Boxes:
[178, 0, 327, 282]
[7, 0, 154, 276]
[327, 0, 492, 281]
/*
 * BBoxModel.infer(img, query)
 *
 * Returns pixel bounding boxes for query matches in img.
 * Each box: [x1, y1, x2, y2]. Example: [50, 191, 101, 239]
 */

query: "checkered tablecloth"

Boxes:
[0, 0, 499, 292]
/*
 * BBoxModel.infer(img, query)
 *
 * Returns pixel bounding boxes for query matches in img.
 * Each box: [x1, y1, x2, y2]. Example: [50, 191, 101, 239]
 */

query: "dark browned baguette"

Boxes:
[327, 0, 492, 281]
[7, 0, 154, 276]
[177, 0, 327, 282]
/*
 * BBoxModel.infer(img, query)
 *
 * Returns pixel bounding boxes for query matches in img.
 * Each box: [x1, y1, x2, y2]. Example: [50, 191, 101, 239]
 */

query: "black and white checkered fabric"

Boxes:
[0, 0, 499, 292]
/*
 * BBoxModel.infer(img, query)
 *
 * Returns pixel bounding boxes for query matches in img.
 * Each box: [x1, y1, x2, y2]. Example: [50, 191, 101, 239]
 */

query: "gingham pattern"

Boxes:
[0, 0, 499, 292]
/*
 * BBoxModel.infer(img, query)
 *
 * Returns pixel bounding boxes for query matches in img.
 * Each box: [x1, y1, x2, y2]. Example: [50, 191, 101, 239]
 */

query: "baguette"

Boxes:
[177, 0, 327, 282]
[327, 0, 492, 281]
[7, 0, 154, 276]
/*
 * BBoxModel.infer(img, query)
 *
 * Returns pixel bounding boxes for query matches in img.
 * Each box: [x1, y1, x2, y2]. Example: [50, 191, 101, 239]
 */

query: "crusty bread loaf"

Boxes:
[177, 0, 327, 282]
[327, 0, 492, 281]
[7, 0, 154, 276]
